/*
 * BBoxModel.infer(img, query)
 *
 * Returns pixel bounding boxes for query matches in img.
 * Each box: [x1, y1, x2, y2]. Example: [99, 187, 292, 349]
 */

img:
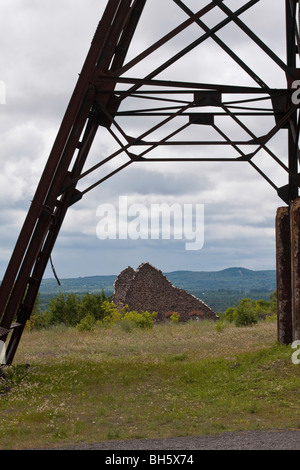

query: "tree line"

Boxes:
[29, 290, 157, 331]
[28, 289, 277, 331]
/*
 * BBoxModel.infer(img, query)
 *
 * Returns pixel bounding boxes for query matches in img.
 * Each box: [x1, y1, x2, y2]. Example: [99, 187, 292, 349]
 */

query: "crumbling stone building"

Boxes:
[112, 262, 217, 322]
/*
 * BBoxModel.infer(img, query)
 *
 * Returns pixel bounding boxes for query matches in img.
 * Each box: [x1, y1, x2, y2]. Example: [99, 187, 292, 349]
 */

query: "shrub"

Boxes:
[120, 310, 157, 329]
[234, 298, 258, 327]
[76, 313, 96, 331]
[170, 312, 180, 323]
[45, 292, 82, 326]
[40, 290, 111, 329]
[215, 319, 226, 332]
[99, 301, 122, 327]
[79, 292, 107, 322]
[223, 306, 237, 323]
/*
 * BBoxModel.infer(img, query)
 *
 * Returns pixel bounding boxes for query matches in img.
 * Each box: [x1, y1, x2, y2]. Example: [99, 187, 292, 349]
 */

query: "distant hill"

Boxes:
[38, 267, 276, 313]
[165, 267, 276, 292]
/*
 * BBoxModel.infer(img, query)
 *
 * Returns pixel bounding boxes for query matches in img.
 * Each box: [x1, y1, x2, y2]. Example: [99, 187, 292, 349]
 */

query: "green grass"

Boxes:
[0, 320, 300, 449]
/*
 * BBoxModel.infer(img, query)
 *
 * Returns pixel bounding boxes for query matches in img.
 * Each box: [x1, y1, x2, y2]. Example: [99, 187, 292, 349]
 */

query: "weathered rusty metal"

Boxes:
[276, 207, 292, 344]
[291, 198, 300, 341]
[1, 0, 300, 363]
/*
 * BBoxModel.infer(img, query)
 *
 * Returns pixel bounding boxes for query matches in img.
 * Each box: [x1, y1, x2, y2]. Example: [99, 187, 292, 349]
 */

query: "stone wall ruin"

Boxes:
[112, 262, 217, 322]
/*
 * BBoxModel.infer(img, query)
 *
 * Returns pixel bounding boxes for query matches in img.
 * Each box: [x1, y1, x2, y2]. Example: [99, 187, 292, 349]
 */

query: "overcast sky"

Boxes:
[0, 0, 291, 278]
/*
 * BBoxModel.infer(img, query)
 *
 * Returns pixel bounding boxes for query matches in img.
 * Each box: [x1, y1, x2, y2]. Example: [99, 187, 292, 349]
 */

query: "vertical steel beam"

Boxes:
[276, 0, 300, 344]
[286, 0, 299, 202]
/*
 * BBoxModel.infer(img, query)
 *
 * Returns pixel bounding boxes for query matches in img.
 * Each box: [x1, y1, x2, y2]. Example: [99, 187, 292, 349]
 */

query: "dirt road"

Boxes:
[56, 429, 300, 450]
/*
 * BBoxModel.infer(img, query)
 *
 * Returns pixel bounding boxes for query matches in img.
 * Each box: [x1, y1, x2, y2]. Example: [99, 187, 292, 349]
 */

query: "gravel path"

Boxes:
[55, 429, 300, 450]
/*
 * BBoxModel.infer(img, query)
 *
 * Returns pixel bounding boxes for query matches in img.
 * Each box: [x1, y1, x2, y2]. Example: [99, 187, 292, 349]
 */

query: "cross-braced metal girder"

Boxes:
[0, 0, 299, 363]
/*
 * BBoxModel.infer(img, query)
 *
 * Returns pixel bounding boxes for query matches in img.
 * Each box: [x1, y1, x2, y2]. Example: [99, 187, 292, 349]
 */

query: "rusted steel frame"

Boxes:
[5, 108, 102, 361]
[81, 160, 134, 196]
[106, 125, 136, 159]
[130, 140, 272, 146]
[87, 100, 136, 162]
[116, 111, 276, 117]
[5, 115, 102, 364]
[0, 211, 52, 333]
[223, 94, 287, 106]
[287, 121, 299, 202]
[1, 0, 148, 351]
[0, 90, 95, 337]
[0, 0, 146, 332]
[77, 84, 290, 187]
[214, 0, 290, 76]
[108, 76, 282, 94]
[126, 93, 190, 106]
[61, 110, 101, 198]
[219, 102, 294, 173]
[72, 94, 199, 185]
[76, 99, 200, 193]
[133, 94, 191, 106]
[95, 97, 133, 146]
[226, 105, 273, 112]
[248, 160, 279, 192]
[134, 122, 192, 160]
[287, 114, 300, 187]
[139, 120, 249, 163]
[286, 0, 299, 202]
[212, 124, 247, 159]
[276, 0, 298, 344]
[286, 0, 298, 68]
[83, 88, 228, 191]
[6, 200, 75, 364]
[0, 1, 122, 322]
[111, 0, 261, 104]
[70, 110, 100, 181]
[43, 89, 96, 207]
[109, 0, 147, 72]
[97, 0, 136, 71]
[134, 157, 239, 162]
[248, 106, 297, 172]
[221, 101, 291, 170]
[104, 88, 288, 95]
[288, 114, 300, 149]
[114, 90, 280, 115]
[173, 0, 268, 89]
[123, 100, 200, 159]
[118, 104, 185, 115]
[115, 100, 275, 115]
[92, 0, 147, 116]
[116, 1, 221, 76]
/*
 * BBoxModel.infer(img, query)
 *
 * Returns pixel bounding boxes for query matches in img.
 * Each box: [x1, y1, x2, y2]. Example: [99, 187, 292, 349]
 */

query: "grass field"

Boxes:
[0, 319, 300, 450]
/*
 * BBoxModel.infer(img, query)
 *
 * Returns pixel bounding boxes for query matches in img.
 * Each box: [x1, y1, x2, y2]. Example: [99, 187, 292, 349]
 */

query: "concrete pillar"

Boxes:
[291, 197, 300, 341]
[276, 206, 293, 344]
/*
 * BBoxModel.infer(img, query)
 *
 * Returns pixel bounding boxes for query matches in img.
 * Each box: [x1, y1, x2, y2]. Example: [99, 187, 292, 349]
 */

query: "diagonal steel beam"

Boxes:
[173, 0, 268, 88]
[214, 0, 290, 75]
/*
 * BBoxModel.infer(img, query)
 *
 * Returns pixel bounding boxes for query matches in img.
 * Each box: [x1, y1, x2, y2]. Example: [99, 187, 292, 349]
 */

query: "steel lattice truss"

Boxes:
[0, 0, 300, 363]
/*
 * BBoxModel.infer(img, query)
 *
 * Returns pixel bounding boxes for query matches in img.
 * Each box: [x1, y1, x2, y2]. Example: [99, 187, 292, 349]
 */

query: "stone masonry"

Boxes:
[112, 262, 217, 322]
